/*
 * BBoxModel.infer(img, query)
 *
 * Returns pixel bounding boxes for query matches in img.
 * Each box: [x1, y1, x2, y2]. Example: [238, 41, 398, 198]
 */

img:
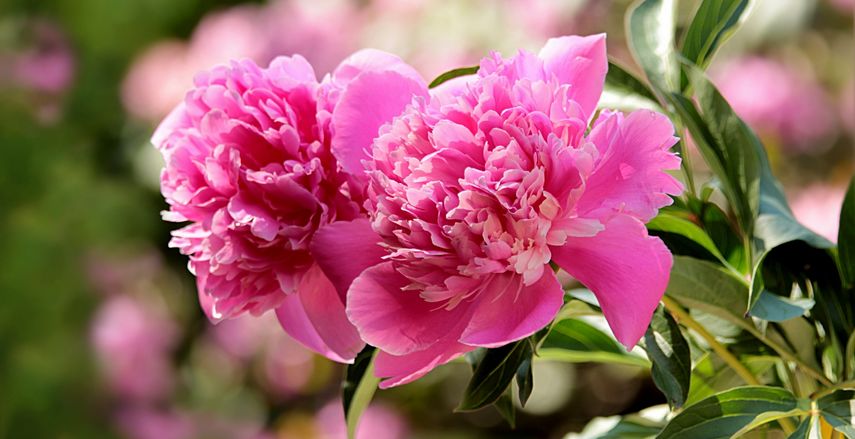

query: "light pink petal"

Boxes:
[550, 215, 672, 348]
[151, 102, 190, 148]
[374, 339, 473, 389]
[310, 219, 387, 300]
[333, 49, 425, 85]
[275, 264, 364, 363]
[538, 34, 608, 121]
[459, 271, 564, 347]
[347, 262, 471, 356]
[332, 70, 429, 175]
[577, 109, 682, 222]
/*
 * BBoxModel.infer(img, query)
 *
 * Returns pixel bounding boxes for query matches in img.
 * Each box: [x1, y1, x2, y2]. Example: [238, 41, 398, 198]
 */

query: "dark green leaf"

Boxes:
[342, 346, 379, 439]
[839, 176, 855, 287]
[602, 60, 661, 110]
[645, 306, 691, 408]
[457, 341, 532, 411]
[627, 0, 679, 92]
[574, 415, 665, 438]
[539, 318, 649, 367]
[687, 354, 778, 406]
[656, 386, 805, 439]
[428, 66, 479, 88]
[680, 0, 749, 84]
[748, 291, 814, 322]
[647, 212, 727, 264]
[817, 389, 855, 438]
[493, 390, 516, 429]
[515, 342, 534, 407]
[787, 417, 815, 439]
[666, 256, 749, 320]
[697, 200, 749, 273]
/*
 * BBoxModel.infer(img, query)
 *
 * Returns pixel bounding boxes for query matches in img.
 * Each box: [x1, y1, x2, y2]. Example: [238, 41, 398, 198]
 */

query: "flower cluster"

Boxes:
[155, 35, 682, 387]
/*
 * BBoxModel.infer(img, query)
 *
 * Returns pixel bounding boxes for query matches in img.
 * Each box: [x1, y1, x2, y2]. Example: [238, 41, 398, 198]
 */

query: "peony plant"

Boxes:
[153, 0, 855, 438]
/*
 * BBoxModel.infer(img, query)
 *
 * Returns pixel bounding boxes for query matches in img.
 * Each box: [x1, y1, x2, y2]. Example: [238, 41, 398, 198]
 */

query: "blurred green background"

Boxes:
[0, 0, 852, 438]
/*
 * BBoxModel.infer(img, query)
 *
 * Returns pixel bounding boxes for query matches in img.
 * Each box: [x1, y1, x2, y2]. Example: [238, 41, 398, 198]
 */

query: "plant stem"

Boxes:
[662, 296, 759, 385]
[812, 380, 855, 400]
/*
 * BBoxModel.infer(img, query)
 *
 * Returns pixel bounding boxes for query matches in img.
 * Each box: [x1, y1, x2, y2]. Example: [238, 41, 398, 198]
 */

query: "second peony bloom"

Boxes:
[321, 34, 684, 387]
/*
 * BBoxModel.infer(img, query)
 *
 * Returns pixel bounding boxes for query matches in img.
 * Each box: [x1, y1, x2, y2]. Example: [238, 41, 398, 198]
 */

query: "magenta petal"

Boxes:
[332, 70, 429, 175]
[347, 262, 471, 356]
[275, 264, 364, 363]
[374, 339, 473, 388]
[538, 34, 608, 121]
[151, 102, 190, 148]
[577, 110, 682, 222]
[459, 271, 564, 347]
[310, 219, 387, 300]
[551, 215, 672, 348]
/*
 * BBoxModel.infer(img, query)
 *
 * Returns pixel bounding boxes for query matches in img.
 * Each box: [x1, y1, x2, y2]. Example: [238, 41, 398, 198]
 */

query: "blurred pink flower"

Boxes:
[316, 401, 409, 439]
[0, 20, 74, 94]
[324, 35, 680, 387]
[153, 50, 427, 363]
[830, 0, 855, 12]
[790, 184, 846, 242]
[713, 57, 836, 153]
[122, 0, 360, 122]
[115, 407, 196, 439]
[91, 295, 178, 402]
[841, 81, 855, 136]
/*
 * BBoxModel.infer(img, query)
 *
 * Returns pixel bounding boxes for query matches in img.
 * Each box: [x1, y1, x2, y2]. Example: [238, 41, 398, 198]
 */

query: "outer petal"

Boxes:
[310, 219, 387, 300]
[346, 262, 471, 356]
[275, 264, 364, 363]
[550, 215, 672, 348]
[333, 49, 425, 85]
[374, 339, 473, 388]
[331, 70, 429, 175]
[459, 271, 564, 347]
[151, 102, 190, 148]
[538, 33, 608, 121]
[576, 109, 683, 222]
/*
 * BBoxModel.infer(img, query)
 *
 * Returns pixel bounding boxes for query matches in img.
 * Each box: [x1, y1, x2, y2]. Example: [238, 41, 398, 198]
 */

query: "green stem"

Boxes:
[662, 297, 759, 385]
[811, 380, 855, 400]
[733, 320, 833, 387]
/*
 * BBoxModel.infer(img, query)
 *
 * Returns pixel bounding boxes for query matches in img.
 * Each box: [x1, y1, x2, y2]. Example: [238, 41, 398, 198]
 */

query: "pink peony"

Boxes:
[153, 50, 427, 363]
[315, 400, 409, 439]
[790, 184, 847, 243]
[321, 34, 682, 387]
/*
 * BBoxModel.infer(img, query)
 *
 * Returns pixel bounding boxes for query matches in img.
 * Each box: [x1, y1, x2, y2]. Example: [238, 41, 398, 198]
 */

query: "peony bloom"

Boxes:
[153, 50, 427, 363]
[322, 34, 682, 387]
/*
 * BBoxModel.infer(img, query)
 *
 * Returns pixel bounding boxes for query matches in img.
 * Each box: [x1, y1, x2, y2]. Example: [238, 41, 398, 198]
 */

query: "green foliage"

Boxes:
[627, 0, 679, 93]
[457, 340, 533, 412]
[342, 347, 380, 439]
[644, 306, 691, 408]
[539, 318, 649, 367]
[680, 0, 749, 87]
[840, 177, 855, 287]
[428, 66, 479, 88]
[817, 389, 855, 438]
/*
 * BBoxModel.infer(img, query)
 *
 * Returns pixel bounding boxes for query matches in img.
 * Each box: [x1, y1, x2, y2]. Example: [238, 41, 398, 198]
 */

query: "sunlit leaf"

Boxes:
[644, 306, 691, 408]
[539, 318, 650, 368]
[627, 0, 679, 93]
[680, 0, 749, 88]
[343, 347, 380, 439]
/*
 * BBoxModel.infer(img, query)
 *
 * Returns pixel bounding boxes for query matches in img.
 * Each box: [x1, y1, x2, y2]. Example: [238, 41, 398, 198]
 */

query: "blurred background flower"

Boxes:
[0, 0, 852, 437]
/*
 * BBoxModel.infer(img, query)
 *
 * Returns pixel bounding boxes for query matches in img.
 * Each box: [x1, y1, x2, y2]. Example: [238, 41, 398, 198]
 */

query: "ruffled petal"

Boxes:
[459, 271, 564, 347]
[331, 70, 429, 175]
[310, 219, 387, 300]
[275, 264, 364, 363]
[550, 215, 672, 348]
[538, 33, 608, 121]
[576, 109, 682, 222]
[346, 262, 471, 356]
[374, 339, 473, 389]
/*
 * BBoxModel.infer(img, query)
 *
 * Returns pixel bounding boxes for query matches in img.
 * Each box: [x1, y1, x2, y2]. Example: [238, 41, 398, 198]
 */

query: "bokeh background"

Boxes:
[0, 0, 852, 438]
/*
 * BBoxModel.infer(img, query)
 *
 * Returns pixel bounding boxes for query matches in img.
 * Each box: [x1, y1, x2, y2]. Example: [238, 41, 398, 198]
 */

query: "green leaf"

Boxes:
[457, 341, 532, 411]
[428, 66, 479, 89]
[687, 354, 778, 406]
[539, 318, 650, 368]
[817, 389, 855, 438]
[680, 0, 749, 85]
[748, 291, 814, 322]
[493, 390, 516, 429]
[656, 386, 805, 438]
[644, 306, 691, 408]
[697, 200, 749, 273]
[787, 416, 816, 439]
[601, 60, 661, 110]
[627, 0, 679, 93]
[665, 256, 749, 320]
[839, 176, 855, 287]
[515, 342, 534, 407]
[342, 347, 380, 439]
[647, 212, 727, 264]
[572, 414, 665, 439]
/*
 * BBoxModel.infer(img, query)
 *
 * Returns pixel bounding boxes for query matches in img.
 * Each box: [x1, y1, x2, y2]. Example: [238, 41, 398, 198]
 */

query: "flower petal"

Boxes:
[333, 49, 425, 85]
[550, 215, 672, 348]
[332, 70, 429, 176]
[347, 262, 471, 356]
[577, 109, 682, 222]
[459, 271, 564, 347]
[538, 33, 608, 121]
[275, 264, 364, 363]
[310, 219, 387, 300]
[374, 338, 473, 388]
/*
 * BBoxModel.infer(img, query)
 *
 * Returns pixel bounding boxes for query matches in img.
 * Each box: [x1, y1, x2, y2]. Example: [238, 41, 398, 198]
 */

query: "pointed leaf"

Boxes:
[647, 212, 727, 264]
[748, 291, 814, 322]
[817, 389, 855, 438]
[656, 386, 804, 439]
[428, 66, 478, 88]
[627, 0, 679, 93]
[666, 256, 749, 320]
[515, 341, 534, 407]
[457, 340, 532, 411]
[539, 318, 650, 368]
[680, 0, 749, 88]
[601, 60, 661, 110]
[645, 306, 691, 408]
